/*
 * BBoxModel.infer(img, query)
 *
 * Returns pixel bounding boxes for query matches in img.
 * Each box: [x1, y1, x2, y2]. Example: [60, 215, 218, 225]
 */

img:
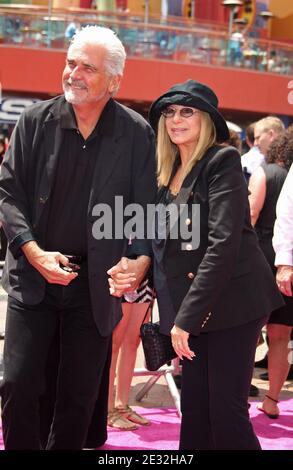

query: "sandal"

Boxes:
[107, 409, 138, 431]
[257, 395, 279, 419]
[117, 405, 151, 426]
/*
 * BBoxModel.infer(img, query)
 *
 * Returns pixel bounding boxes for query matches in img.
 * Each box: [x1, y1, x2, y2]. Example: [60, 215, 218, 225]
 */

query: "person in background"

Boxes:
[244, 116, 285, 398]
[254, 116, 285, 158]
[0, 25, 156, 450]
[110, 79, 284, 449]
[248, 129, 293, 418]
[274, 157, 293, 296]
[227, 19, 247, 67]
[107, 269, 153, 430]
[241, 122, 264, 183]
[273, 140, 293, 297]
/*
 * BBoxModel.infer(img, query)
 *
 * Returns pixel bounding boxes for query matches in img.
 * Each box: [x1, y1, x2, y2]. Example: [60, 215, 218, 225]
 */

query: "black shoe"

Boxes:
[287, 366, 293, 380]
[259, 371, 269, 381]
[173, 374, 181, 389]
[0, 331, 4, 340]
[255, 355, 268, 368]
[249, 384, 259, 397]
[260, 367, 293, 381]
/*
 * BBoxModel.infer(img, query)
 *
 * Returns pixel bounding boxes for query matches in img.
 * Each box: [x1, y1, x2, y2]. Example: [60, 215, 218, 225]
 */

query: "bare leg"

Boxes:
[115, 303, 149, 408]
[107, 304, 131, 412]
[107, 303, 149, 430]
[114, 302, 151, 426]
[258, 324, 292, 416]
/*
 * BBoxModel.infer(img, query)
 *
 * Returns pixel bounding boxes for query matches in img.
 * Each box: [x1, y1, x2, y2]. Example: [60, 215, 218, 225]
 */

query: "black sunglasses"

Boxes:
[161, 107, 199, 119]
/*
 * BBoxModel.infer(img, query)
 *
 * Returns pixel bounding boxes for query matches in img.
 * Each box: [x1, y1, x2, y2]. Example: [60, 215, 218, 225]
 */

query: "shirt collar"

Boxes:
[60, 99, 77, 130]
[60, 97, 115, 136]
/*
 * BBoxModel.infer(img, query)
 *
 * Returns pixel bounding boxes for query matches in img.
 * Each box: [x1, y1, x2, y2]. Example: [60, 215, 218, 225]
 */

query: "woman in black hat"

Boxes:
[149, 79, 283, 450]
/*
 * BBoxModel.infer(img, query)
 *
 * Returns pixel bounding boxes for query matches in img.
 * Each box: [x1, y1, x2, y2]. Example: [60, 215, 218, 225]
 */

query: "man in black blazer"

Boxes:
[0, 26, 156, 449]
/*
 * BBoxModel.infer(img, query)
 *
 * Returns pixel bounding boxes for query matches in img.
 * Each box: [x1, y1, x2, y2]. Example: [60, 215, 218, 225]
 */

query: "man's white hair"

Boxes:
[70, 25, 126, 76]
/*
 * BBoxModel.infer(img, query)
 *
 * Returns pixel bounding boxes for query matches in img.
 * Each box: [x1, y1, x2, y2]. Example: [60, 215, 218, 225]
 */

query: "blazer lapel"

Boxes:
[87, 119, 124, 212]
[167, 145, 220, 238]
[34, 115, 64, 225]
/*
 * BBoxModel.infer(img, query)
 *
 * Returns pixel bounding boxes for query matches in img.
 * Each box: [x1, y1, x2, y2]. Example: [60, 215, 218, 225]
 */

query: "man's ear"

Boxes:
[109, 75, 122, 95]
[269, 129, 277, 141]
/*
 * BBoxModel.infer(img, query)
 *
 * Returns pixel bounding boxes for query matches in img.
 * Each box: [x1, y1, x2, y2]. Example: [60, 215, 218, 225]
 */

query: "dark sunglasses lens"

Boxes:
[162, 108, 174, 118]
[181, 108, 194, 118]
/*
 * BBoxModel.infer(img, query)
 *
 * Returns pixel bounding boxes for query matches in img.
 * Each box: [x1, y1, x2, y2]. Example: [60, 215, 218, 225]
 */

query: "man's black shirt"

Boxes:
[45, 98, 113, 256]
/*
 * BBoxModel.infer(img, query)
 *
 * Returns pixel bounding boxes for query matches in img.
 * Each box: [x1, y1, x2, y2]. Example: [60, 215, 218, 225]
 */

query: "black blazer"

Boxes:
[0, 96, 157, 336]
[153, 145, 283, 336]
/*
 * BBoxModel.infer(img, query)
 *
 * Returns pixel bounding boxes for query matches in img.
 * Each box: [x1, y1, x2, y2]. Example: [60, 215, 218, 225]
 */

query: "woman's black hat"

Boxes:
[149, 79, 229, 142]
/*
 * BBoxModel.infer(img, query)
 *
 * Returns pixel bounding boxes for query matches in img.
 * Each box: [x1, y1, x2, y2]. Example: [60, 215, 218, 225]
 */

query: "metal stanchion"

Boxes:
[133, 357, 181, 417]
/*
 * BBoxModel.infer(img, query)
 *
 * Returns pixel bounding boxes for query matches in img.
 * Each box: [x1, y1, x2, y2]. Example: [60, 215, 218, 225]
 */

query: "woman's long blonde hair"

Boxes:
[156, 110, 217, 187]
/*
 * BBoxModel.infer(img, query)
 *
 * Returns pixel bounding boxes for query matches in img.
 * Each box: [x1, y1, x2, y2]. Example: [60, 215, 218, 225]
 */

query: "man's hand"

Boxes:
[22, 241, 78, 285]
[276, 265, 293, 297]
[107, 255, 151, 297]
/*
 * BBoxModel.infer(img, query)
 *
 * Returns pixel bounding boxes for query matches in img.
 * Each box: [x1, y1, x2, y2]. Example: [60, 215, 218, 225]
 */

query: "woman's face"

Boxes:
[163, 105, 201, 151]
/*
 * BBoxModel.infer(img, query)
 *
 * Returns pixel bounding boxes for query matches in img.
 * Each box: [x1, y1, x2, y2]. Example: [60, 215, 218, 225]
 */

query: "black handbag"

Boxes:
[140, 301, 177, 371]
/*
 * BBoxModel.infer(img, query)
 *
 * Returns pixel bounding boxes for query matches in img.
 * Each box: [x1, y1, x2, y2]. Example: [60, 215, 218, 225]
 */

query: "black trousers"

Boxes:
[0, 275, 111, 450]
[38, 325, 111, 450]
[180, 316, 267, 450]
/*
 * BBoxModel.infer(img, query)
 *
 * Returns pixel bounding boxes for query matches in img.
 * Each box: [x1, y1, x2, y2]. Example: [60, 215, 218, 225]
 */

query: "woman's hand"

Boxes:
[107, 256, 151, 297]
[171, 325, 195, 361]
[107, 257, 136, 297]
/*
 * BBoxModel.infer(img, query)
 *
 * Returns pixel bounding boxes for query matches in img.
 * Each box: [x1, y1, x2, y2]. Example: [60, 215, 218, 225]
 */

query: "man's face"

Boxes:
[62, 43, 120, 106]
[254, 124, 276, 156]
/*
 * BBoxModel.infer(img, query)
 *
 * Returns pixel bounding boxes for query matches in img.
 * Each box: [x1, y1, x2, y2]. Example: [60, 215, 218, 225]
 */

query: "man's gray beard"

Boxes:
[64, 87, 108, 105]
[64, 88, 86, 105]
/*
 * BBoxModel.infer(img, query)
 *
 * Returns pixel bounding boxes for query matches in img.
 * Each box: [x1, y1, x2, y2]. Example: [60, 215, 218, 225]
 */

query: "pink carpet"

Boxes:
[0, 400, 292, 450]
[101, 407, 180, 450]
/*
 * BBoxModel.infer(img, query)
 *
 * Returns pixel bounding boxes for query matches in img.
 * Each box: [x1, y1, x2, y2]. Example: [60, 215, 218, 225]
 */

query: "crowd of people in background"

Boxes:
[1, 0, 292, 75]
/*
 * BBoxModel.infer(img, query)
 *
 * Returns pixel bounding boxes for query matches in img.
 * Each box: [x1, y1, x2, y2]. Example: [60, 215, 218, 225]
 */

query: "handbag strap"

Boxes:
[141, 295, 155, 325]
